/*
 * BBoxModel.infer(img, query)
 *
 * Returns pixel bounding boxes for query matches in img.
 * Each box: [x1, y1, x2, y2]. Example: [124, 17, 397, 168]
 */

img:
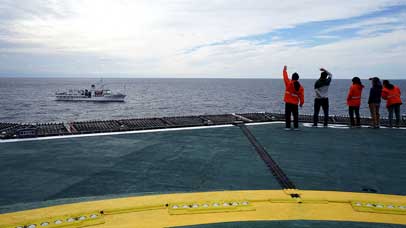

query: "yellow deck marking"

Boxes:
[1, 190, 406, 228]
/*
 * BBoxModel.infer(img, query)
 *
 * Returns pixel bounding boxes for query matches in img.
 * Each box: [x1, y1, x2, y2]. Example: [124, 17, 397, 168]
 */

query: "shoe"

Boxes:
[312, 124, 318, 127]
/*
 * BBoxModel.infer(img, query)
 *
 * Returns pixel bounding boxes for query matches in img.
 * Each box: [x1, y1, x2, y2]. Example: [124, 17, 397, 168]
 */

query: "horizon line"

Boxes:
[0, 75, 405, 80]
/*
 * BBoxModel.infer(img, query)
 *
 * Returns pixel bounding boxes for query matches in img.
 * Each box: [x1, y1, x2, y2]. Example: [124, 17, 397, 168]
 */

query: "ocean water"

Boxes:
[0, 78, 405, 123]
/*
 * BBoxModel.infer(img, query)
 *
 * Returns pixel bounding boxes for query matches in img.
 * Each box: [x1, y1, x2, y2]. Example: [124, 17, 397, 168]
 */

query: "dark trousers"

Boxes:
[285, 103, 299, 128]
[349, 106, 360, 126]
[313, 98, 329, 126]
[388, 104, 401, 127]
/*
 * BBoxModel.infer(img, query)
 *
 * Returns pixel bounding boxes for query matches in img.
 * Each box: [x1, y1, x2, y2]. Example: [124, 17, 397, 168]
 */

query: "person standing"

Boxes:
[382, 80, 402, 128]
[313, 68, 332, 127]
[347, 77, 364, 127]
[368, 77, 382, 128]
[283, 65, 304, 130]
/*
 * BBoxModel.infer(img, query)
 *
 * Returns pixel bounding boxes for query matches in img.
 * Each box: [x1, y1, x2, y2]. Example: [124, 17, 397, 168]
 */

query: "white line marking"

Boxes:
[245, 121, 284, 126]
[0, 122, 285, 143]
[8, 120, 405, 143]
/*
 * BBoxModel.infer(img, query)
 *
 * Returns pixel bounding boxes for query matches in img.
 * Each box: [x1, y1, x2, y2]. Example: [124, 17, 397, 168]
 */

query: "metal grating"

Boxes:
[201, 114, 239, 125]
[72, 120, 123, 133]
[1, 112, 406, 139]
[118, 118, 168, 130]
[36, 123, 70, 136]
[0, 123, 20, 131]
[162, 116, 205, 127]
[238, 113, 270, 122]
[237, 123, 296, 190]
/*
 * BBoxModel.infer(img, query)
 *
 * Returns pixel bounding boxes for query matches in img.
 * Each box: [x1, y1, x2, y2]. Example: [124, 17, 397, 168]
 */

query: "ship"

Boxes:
[0, 113, 405, 228]
[55, 84, 126, 102]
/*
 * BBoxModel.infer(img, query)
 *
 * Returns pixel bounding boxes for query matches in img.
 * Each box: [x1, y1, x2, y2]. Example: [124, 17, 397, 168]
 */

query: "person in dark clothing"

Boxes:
[313, 68, 332, 127]
[368, 77, 382, 128]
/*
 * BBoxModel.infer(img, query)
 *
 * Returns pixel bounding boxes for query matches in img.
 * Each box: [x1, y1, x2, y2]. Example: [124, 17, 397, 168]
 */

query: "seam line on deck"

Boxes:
[236, 123, 296, 190]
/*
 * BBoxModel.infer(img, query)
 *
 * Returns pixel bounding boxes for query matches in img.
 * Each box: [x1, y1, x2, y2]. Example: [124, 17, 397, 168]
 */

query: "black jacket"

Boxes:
[368, 85, 382, 104]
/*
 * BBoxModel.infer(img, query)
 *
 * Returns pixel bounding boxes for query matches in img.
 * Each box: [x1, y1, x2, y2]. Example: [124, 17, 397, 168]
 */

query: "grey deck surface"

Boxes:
[0, 123, 406, 213]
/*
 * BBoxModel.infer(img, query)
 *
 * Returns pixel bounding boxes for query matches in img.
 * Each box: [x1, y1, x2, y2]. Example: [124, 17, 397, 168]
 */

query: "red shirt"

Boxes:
[382, 86, 402, 107]
[283, 69, 304, 105]
[347, 84, 364, 107]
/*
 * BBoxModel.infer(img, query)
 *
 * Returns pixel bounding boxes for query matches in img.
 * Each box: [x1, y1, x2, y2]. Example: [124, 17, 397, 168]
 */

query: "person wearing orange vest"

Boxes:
[346, 77, 364, 127]
[283, 65, 304, 130]
[382, 80, 402, 128]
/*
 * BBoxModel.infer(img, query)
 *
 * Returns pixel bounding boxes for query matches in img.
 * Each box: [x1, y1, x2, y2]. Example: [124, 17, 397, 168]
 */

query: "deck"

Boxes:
[0, 121, 406, 227]
[1, 112, 405, 139]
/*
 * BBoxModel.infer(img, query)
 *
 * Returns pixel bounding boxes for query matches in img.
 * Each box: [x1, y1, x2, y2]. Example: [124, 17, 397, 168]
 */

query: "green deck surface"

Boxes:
[177, 220, 406, 228]
[0, 126, 279, 210]
[0, 123, 406, 214]
[249, 124, 406, 195]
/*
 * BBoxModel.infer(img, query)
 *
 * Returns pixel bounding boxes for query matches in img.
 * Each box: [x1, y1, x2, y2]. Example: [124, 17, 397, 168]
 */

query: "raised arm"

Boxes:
[320, 68, 332, 83]
[283, 65, 290, 87]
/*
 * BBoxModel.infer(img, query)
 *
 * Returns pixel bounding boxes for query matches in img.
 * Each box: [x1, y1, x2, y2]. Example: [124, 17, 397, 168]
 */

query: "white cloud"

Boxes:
[322, 16, 402, 33]
[171, 29, 406, 78]
[0, 0, 405, 77]
[321, 12, 406, 37]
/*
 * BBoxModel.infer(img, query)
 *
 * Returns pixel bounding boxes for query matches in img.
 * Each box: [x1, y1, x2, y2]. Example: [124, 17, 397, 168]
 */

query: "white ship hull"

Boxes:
[55, 94, 126, 102]
[55, 82, 127, 102]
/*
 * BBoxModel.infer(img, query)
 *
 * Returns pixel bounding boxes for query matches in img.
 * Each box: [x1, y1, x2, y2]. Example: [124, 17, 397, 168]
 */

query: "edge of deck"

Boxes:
[1, 112, 405, 140]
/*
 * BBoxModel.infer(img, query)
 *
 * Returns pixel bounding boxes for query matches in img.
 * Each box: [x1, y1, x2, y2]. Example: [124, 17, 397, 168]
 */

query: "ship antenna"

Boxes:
[99, 78, 105, 89]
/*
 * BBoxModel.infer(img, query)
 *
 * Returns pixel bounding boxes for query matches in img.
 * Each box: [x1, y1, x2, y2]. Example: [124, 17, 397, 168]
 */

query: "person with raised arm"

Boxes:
[283, 65, 304, 130]
[313, 68, 332, 127]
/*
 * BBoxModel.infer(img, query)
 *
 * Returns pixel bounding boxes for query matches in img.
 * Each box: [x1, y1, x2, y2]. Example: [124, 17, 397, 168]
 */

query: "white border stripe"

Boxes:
[0, 122, 284, 144]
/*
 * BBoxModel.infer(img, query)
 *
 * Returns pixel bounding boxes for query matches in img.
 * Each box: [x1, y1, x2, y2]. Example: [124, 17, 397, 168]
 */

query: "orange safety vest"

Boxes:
[347, 84, 364, 107]
[283, 69, 304, 105]
[382, 86, 402, 107]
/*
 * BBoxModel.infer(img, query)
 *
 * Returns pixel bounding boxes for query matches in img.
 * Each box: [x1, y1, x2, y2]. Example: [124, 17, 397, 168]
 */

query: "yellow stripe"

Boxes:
[1, 190, 406, 228]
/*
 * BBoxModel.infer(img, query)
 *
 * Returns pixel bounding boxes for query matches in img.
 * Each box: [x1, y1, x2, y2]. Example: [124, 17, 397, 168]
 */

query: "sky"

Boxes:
[0, 0, 406, 78]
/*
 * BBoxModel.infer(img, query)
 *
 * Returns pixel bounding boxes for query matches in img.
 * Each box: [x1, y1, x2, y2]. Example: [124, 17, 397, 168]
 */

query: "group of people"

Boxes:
[282, 65, 403, 130]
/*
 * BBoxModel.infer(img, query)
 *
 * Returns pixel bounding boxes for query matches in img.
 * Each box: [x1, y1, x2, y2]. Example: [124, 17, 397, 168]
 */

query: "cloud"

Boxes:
[170, 29, 406, 78]
[322, 16, 401, 33]
[0, 0, 405, 77]
[320, 10, 406, 37]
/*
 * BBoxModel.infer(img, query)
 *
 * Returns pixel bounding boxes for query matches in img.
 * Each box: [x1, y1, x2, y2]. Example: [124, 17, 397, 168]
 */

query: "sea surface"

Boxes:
[0, 78, 405, 123]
